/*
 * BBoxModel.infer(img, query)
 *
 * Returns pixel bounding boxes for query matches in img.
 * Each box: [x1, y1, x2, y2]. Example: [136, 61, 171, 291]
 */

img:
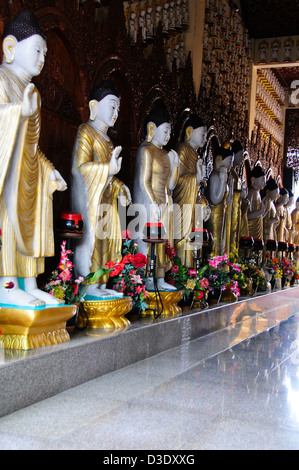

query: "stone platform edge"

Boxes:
[0, 287, 298, 418]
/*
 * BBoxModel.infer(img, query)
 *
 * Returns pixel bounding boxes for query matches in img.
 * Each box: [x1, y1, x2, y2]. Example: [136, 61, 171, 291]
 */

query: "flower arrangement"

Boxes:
[280, 257, 296, 281]
[107, 233, 149, 311]
[165, 241, 209, 298]
[44, 241, 112, 304]
[205, 254, 231, 292]
[264, 254, 282, 281]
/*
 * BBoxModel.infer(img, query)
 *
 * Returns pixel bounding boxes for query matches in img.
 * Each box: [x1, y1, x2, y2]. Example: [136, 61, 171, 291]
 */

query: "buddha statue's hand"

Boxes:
[22, 83, 38, 118]
[241, 183, 248, 199]
[151, 200, 161, 221]
[109, 146, 122, 176]
[118, 184, 132, 207]
[168, 149, 179, 167]
[196, 159, 205, 184]
[49, 169, 67, 194]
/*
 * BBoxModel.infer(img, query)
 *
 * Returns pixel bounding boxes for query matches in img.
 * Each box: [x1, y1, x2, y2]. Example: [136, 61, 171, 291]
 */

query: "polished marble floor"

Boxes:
[1, 311, 299, 450]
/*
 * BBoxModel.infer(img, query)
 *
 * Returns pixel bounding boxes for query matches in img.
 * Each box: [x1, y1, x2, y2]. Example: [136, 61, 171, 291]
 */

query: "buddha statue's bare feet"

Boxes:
[0, 284, 45, 307]
[26, 287, 64, 305]
[85, 283, 123, 299]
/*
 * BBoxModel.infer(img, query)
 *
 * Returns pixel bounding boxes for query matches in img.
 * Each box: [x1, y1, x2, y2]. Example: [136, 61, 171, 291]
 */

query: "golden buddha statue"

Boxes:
[291, 197, 299, 245]
[226, 139, 248, 255]
[262, 178, 279, 242]
[247, 165, 266, 240]
[173, 114, 210, 268]
[71, 80, 131, 298]
[0, 11, 67, 307]
[133, 106, 179, 290]
[275, 188, 289, 243]
[206, 145, 234, 257]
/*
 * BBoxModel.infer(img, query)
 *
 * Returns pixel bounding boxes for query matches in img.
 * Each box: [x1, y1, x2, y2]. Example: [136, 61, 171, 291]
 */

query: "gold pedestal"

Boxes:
[0, 304, 77, 350]
[141, 290, 184, 316]
[77, 297, 133, 329]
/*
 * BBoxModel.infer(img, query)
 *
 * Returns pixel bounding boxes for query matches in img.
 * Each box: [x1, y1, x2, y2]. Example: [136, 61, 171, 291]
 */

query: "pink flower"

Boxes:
[188, 269, 198, 278]
[59, 269, 72, 282]
[199, 277, 209, 289]
[171, 264, 179, 273]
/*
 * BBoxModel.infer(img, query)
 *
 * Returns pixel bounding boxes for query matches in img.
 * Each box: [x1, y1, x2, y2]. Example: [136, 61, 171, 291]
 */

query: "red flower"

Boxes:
[105, 261, 115, 269]
[72, 284, 79, 295]
[131, 253, 148, 269]
[110, 262, 125, 277]
[195, 291, 204, 299]
[122, 254, 133, 264]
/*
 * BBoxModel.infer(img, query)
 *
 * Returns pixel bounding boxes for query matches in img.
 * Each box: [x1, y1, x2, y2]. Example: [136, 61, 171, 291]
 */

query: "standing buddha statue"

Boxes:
[0, 11, 67, 307]
[262, 178, 280, 242]
[133, 107, 179, 290]
[206, 144, 234, 257]
[275, 188, 289, 243]
[71, 80, 131, 298]
[247, 165, 266, 240]
[173, 114, 210, 268]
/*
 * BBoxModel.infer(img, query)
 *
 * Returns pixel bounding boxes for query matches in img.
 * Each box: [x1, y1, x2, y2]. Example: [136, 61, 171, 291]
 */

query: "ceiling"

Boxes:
[239, 0, 299, 39]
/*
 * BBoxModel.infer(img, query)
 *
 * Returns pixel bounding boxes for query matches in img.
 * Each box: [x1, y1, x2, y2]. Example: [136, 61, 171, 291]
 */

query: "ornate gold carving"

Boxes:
[141, 290, 184, 316]
[77, 297, 133, 329]
[0, 305, 77, 350]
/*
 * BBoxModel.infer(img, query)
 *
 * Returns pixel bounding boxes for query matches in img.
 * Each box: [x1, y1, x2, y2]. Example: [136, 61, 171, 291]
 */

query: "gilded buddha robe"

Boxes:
[0, 65, 58, 277]
[71, 124, 127, 282]
[173, 142, 209, 267]
[225, 167, 242, 256]
[133, 141, 178, 278]
[247, 190, 263, 240]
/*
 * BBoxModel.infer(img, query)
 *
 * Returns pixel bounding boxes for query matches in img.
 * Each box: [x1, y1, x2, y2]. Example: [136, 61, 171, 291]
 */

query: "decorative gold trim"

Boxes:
[141, 290, 184, 316]
[0, 304, 77, 350]
[77, 297, 133, 329]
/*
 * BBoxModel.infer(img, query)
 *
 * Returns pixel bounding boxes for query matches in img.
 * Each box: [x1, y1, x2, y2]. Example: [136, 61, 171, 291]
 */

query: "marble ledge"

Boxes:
[0, 287, 298, 418]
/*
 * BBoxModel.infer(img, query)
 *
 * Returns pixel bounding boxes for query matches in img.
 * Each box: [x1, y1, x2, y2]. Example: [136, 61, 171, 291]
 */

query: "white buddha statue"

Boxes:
[247, 165, 266, 240]
[275, 188, 289, 243]
[285, 189, 294, 243]
[133, 107, 179, 291]
[0, 11, 67, 307]
[262, 177, 280, 241]
[207, 145, 234, 256]
[71, 80, 131, 298]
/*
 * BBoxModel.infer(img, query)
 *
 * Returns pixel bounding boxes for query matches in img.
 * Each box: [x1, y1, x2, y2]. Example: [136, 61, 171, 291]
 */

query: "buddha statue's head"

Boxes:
[145, 107, 171, 148]
[249, 165, 266, 190]
[278, 188, 289, 206]
[2, 10, 47, 78]
[89, 80, 120, 129]
[184, 114, 207, 149]
[286, 189, 294, 208]
[214, 147, 234, 171]
[264, 177, 279, 201]
[231, 139, 244, 167]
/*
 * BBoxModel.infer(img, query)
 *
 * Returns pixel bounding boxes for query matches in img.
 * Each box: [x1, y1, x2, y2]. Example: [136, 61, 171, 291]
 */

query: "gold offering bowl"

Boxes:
[141, 290, 184, 316]
[77, 297, 133, 329]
